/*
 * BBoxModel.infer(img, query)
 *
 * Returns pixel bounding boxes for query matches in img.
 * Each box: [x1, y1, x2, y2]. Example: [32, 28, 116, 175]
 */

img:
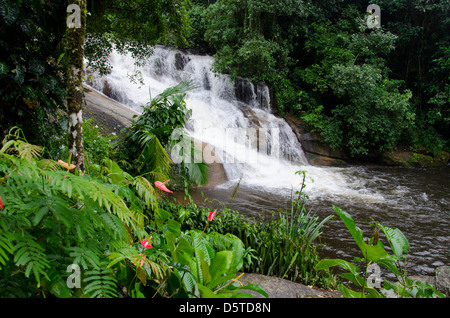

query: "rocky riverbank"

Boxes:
[285, 114, 450, 168]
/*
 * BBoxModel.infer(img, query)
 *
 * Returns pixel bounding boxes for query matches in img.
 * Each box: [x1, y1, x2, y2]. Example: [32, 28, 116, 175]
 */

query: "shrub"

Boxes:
[315, 206, 446, 298]
[158, 173, 337, 289]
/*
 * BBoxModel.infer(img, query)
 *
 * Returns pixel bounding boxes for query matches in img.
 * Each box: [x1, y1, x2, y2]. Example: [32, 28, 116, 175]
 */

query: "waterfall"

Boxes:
[84, 47, 450, 277]
[87, 46, 385, 200]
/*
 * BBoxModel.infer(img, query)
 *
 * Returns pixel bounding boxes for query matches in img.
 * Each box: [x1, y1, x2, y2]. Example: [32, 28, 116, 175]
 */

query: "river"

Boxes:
[179, 165, 450, 278]
[87, 46, 449, 278]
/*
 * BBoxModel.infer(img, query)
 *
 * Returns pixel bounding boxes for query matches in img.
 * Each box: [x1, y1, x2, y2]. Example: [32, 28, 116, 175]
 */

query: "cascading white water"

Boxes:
[87, 46, 384, 202]
[86, 46, 450, 276]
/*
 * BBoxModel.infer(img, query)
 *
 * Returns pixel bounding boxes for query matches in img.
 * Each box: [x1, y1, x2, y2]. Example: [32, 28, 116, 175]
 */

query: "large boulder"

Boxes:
[408, 266, 450, 297]
[436, 266, 450, 297]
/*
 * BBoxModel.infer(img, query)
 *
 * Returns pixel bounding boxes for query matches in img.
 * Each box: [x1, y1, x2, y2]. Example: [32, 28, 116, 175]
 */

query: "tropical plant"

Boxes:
[315, 206, 446, 298]
[0, 128, 157, 297]
[82, 118, 117, 168]
[0, 0, 67, 158]
[157, 171, 337, 289]
[142, 207, 268, 298]
[118, 81, 209, 191]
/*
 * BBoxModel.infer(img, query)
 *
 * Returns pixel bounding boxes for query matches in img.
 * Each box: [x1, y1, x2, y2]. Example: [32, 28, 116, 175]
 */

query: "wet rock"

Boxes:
[382, 150, 450, 167]
[436, 266, 450, 297]
[236, 273, 341, 298]
[174, 52, 190, 71]
[284, 115, 348, 166]
[307, 153, 347, 167]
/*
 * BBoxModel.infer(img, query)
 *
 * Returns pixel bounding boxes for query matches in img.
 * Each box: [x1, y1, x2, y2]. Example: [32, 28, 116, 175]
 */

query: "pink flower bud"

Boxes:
[208, 210, 217, 222]
[154, 180, 173, 193]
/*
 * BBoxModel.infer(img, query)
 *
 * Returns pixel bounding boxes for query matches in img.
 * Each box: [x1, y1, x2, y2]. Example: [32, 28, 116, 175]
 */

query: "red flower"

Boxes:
[154, 180, 173, 193]
[140, 239, 153, 249]
[0, 196, 3, 210]
[208, 210, 217, 222]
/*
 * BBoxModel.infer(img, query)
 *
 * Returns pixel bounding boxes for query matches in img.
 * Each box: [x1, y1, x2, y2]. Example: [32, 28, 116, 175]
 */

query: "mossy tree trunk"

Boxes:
[66, 0, 87, 174]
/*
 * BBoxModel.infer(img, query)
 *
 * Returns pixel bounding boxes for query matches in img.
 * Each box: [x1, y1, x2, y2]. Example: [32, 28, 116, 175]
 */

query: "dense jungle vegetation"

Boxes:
[0, 0, 448, 299]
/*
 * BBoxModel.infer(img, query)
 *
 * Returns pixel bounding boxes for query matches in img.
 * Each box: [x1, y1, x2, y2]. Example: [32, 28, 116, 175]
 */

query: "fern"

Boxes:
[0, 232, 13, 270]
[0, 133, 161, 297]
[99, 213, 130, 242]
[13, 235, 50, 287]
[0, 127, 43, 161]
[132, 176, 158, 209]
[68, 246, 101, 270]
[83, 261, 118, 298]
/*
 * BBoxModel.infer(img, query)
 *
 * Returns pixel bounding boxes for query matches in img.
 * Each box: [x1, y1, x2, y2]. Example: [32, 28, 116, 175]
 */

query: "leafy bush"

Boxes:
[118, 81, 209, 192]
[158, 172, 337, 289]
[0, 129, 153, 297]
[315, 206, 446, 298]
[82, 118, 117, 167]
[0, 128, 266, 298]
[0, 0, 67, 158]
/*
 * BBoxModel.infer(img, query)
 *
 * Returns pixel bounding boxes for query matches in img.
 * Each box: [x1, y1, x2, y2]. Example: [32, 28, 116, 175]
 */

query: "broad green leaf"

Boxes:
[341, 272, 365, 287]
[339, 285, 365, 298]
[333, 206, 364, 248]
[239, 284, 269, 298]
[155, 208, 171, 230]
[166, 219, 181, 253]
[377, 224, 409, 259]
[173, 236, 193, 265]
[209, 251, 233, 288]
[231, 292, 254, 298]
[228, 235, 245, 273]
[315, 258, 360, 275]
[198, 284, 217, 298]
[333, 206, 395, 262]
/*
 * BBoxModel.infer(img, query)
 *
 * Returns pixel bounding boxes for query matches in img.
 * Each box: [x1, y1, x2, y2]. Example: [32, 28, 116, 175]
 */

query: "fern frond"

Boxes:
[107, 244, 141, 268]
[68, 246, 101, 270]
[0, 232, 14, 269]
[83, 264, 118, 298]
[13, 236, 50, 287]
[132, 176, 158, 209]
[99, 213, 130, 242]
[136, 131, 172, 181]
[0, 127, 43, 161]
[182, 161, 209, 186]
[149, 80, 196, 109]
[48, 171, 144, 234]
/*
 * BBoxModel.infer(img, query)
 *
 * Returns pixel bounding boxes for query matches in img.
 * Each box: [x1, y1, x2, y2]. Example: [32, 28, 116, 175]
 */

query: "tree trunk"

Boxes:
[66, 0, 87, 174]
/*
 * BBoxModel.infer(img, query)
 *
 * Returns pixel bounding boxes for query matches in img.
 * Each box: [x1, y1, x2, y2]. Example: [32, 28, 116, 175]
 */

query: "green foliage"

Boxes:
[297, 15, 415, 157]
[0, 128, 266, 298]
[0, 129, 156, 297]
[144, 209, 268, 298]
[118, 81, 209, 190]
[315, 206, 446, 298]
[83, 261, 118, 298]
[82, 118, 117, 167]
[193, 0, 449, 157]
[158, 171, 337, 289]
[0, 0, 67, 158]
[85, 0, 192, 75]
